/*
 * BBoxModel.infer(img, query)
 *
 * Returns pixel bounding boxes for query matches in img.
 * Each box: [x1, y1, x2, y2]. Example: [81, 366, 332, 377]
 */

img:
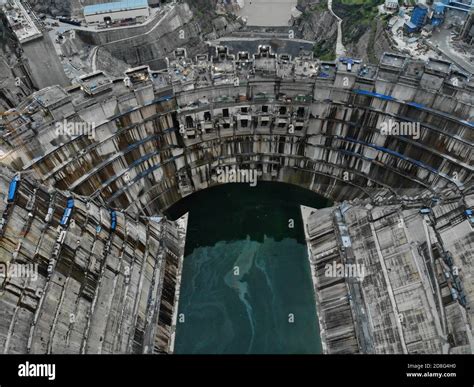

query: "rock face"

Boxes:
[0, 167, 188, 354]
[370, 19, 393, 62]
[77, 3, 205, 70]
[95, 49, 130, 77]
[295, 3, 338, 58]
[295, 0, 393, 61]
[330, 0, 393, 62]
[345, 18, 392, 63]
[26, 0, 71, 17]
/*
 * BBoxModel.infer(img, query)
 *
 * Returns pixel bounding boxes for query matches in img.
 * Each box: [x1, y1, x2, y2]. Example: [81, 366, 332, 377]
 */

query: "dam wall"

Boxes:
[301, 197, 473, 354]
[0, 167, 187, 354]
[0, 47, 472, 354]
[0, 48, 471, 218]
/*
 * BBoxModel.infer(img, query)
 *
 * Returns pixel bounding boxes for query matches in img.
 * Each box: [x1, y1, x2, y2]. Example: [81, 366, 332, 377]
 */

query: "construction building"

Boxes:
[83, 0, 150, 24]
[405, 3, 429, 33]
[384, 0, 398, 11]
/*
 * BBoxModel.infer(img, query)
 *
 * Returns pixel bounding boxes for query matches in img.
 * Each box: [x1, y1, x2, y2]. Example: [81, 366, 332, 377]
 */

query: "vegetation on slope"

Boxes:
[296, 0, 337, 60]
[332, 0, 383, 45]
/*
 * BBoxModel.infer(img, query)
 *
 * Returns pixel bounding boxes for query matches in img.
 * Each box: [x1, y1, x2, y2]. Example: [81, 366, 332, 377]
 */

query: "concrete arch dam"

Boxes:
[3, 60, 472, 214]
[1, 48, 473, 354]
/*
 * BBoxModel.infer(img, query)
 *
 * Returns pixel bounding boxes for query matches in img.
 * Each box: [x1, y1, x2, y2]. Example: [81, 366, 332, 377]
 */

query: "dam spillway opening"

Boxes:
[166, 182, 330, 354]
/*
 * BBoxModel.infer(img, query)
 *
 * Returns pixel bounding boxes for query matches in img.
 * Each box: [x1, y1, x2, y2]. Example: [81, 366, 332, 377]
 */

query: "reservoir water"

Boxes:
[236, 0, 297, 26]
[166, 182, 330, 354]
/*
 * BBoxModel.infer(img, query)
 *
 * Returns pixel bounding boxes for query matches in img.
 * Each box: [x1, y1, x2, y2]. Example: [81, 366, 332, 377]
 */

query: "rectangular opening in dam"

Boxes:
[166, 182, 330, 354]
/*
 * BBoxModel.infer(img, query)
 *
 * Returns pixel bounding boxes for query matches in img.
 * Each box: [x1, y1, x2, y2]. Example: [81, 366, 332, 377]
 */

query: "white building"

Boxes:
[83, 0, 150, 24]
[384, 0, 398, 11]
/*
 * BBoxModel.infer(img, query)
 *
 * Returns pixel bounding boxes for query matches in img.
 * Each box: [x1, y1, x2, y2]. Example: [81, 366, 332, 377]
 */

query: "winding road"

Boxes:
[328, 0, 347, 57]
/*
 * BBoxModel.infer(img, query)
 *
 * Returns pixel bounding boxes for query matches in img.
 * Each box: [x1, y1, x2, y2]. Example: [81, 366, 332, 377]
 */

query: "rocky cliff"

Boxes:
[295, 1, 338, 59]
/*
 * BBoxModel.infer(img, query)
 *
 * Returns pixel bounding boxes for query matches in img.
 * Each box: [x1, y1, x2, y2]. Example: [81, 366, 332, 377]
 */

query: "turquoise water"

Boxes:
[166, 182, 330, 354]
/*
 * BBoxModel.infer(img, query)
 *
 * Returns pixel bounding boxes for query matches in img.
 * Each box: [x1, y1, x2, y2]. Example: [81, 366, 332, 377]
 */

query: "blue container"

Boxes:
[411, 4, 428, 28]
[7, 175, 20, 203]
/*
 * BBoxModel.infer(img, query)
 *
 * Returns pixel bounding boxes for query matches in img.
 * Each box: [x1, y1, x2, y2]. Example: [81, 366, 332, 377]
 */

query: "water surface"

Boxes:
[166, 182, 330, 354]
[236, 0, 296, 26]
